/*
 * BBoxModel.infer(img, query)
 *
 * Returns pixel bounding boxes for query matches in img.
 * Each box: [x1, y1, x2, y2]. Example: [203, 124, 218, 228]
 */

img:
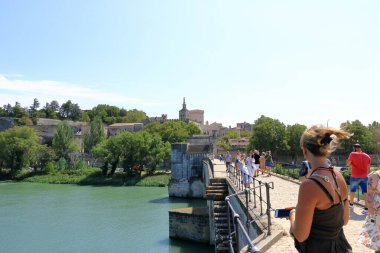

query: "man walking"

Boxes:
[225, 151, 232, 172]
[346, 143, 371, 214]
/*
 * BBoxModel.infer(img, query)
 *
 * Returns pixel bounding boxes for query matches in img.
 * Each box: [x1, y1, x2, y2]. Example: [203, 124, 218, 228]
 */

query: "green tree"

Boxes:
[286, 124, 307, 163]
[369, 121, 380, 153]
[81, 111, 90, 122]
[84, 117, 106, 154]
[144, 121, 200, 143]
[42, 101, 59, 119]
[50, 100, 60, 112]
[0, 126, 41, 177]
[88, 104, 121, 124]
[93, 131, 170, 176]
[12, 102, 28, 118]
[124, 109, 147, 123]
[35, 145, 56, 173]
[52, 121, 80, 161]
[119, 131, 170, 175]
[143, 133, 170, 174]
[250, 115, 288, 155]
[59, 100, 82, 121]
[92, 140, 111, 176]
[217, 131, 239, 150]
[29, 98, 40, 115]
[240, 130, 252, 138]
[88, 104, 108, 122]
[340, 120, 373, 153]
[93, 134, 124, 176]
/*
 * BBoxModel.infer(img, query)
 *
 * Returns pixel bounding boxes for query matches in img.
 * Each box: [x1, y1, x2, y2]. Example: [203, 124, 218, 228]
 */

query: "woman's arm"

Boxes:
[290, 181, 318, 242]
[335, 169, 349, 225]
[367, 173, 379, 216]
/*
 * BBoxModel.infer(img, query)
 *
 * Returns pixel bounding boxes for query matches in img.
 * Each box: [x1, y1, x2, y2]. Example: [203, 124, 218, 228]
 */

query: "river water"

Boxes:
[0, 183, 213, 253]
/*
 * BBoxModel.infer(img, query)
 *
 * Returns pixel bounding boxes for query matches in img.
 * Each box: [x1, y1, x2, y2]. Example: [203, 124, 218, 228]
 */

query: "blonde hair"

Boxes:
[300, 125, 352, 157]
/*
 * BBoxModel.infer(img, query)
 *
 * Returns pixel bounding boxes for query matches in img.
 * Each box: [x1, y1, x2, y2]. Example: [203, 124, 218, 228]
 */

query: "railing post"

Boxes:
[253, 179, 257, 208]
[259, 182, 263, 215]
[265, 183, 272, 236]
[226, 197, 232, 249]
[245, 189, 250, 231]
[234, 214, 240, 252]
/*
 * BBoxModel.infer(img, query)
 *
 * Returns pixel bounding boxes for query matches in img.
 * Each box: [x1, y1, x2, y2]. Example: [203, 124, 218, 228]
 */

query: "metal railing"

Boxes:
[224, 163, 274, 252]
[226, 194, 261, 253]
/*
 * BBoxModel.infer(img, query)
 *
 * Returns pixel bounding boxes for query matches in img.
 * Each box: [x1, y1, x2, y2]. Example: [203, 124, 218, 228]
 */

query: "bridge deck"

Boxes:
[211, 159, 372, 252]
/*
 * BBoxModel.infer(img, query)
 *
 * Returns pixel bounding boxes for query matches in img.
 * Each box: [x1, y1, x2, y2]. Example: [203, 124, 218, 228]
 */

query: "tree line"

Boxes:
[0, 118, 201, 178]
[0, 99, 147, 125]
[246, 115, 380, 162]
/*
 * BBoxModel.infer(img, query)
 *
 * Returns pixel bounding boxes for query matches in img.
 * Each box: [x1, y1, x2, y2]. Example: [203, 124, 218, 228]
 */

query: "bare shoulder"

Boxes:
[333, 168, 348, 195]
[299, 179, 320, 195]
[298, 179, 321, 204]
[333, 168, 345, 180]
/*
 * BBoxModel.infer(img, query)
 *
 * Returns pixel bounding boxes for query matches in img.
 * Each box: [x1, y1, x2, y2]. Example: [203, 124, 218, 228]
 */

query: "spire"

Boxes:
[182, 97, 186, 109]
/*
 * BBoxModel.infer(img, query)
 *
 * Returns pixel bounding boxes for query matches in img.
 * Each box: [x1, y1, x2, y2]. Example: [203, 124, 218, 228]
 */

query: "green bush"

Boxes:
[44, 162, 56, 174]
[72, 159, 86, 170]
[342, 167, 351, 185]
[272, 164, 299, 180]
[56, 158, 67, 170]
[125, 174, 170, 187]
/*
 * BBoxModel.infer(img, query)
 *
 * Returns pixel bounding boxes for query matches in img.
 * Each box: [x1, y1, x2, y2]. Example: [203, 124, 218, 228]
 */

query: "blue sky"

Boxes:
[0, 0, 379, 128]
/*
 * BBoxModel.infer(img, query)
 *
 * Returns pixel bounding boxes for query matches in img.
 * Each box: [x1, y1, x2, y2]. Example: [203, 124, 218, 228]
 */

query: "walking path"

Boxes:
[211, 159, 372, 252]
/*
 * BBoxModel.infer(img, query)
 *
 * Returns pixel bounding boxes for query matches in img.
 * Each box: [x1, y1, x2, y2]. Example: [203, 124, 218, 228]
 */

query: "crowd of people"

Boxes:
[219, 125, 378, 253]
[223, 149, 275, 185]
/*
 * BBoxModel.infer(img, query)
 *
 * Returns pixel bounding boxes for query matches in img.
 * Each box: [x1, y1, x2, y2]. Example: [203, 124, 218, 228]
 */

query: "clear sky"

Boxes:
[0, 0, 379, 128]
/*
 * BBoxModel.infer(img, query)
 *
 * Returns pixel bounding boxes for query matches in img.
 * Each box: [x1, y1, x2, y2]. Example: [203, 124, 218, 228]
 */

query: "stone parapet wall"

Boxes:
[169, 207, 210, 243]
[168, 178, 204, 198]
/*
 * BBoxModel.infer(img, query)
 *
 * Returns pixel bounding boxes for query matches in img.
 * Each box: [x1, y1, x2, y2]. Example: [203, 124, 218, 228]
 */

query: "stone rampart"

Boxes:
[168, 178, 204, 198]
[169, 207, 210, 243]
[169, 143, 209, 198]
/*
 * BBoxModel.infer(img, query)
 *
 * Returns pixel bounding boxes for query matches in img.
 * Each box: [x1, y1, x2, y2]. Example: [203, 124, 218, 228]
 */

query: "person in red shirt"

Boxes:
[346, 143, 371, 214]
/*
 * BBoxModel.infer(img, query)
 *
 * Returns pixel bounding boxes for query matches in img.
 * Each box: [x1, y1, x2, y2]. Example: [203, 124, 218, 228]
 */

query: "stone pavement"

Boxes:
[211, 159, 373, 252]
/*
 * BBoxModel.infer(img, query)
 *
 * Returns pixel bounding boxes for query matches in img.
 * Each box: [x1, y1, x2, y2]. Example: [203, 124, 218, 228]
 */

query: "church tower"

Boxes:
[179, 97, 189, 122]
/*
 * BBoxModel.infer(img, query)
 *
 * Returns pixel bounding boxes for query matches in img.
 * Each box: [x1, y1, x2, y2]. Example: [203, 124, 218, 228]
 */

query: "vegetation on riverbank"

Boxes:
[2, 168, 171, 187]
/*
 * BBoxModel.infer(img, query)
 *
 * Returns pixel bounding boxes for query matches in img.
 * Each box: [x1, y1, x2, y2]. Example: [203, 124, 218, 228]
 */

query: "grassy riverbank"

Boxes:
[6, 168, 171, 187]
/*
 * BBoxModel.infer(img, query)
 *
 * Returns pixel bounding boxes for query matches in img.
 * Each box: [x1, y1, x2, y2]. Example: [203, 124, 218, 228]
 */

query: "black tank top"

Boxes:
[294, 169, 352, 253]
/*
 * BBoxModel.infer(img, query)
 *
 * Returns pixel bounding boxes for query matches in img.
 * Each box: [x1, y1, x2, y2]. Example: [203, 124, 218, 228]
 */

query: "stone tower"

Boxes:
[179, 97, 189, 122]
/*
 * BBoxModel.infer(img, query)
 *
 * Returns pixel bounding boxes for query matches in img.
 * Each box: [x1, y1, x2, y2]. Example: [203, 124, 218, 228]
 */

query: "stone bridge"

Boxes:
[209, 159, 372, 252]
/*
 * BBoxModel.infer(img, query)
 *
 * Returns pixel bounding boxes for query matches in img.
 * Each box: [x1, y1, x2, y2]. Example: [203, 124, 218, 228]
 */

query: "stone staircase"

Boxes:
[205, 178, 236, 253]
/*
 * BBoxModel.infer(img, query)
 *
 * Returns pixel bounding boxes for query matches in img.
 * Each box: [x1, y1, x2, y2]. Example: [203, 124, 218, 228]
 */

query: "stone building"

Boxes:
[188, 109, 204, 126]
[168, 136, 212, 198]
[143, 114, 168, 125]
[202, 121, 227, 138]
[30, 118, 89, 151]
[236, 121, 253, 132]
[228, 137, 250, 150]
[179, 97, 190, 123]
[106, 123, 143, 136]
[179, 97, 204, 126]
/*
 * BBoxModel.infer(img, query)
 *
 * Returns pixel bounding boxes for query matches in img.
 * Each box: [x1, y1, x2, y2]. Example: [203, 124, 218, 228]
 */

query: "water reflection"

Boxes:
[0, 183, 213, 253]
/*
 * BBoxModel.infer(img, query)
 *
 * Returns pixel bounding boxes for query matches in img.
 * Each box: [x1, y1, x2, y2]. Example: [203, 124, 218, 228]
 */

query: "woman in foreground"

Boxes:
[289, 126, 352, 253]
